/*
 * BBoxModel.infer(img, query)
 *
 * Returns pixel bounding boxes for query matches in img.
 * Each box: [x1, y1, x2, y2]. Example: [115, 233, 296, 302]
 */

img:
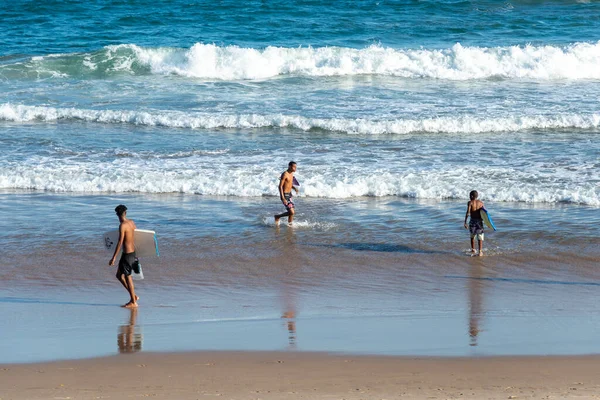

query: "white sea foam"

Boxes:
[96, 41, 600, 80]
[1, 161, 598, 206]
[8, 41, 600, 81]
[2, 103, 600, 134]
[261, 216, 337, 230]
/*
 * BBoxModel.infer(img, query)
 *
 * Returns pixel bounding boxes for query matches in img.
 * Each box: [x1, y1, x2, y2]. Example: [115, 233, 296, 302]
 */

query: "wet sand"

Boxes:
[4, 249, 600, 363]
[2, 192, 600, 363]
[2, 351, 600, 399]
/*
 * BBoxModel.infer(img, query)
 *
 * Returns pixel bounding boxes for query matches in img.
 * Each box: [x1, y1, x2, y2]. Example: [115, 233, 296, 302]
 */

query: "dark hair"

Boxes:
[288, 161, 296, 167]
[469, 190, 479, 200]
[115, 204, 127, 216]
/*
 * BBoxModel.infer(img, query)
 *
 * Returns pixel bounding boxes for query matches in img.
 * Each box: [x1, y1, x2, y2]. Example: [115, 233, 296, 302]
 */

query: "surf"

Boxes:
[3, 41, 600, 81]
[3, 103, 600, 135]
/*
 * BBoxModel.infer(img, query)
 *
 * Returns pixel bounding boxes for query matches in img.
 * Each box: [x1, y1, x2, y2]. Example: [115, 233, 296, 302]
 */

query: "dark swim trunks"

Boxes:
[469, 219, 484, 235]
[469, 211, 484, 238]
[119, 252, 137, 276]
[284, 192, 294, 210]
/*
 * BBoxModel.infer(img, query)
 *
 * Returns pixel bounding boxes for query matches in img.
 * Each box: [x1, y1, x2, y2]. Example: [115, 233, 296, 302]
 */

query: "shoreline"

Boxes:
[2, 191, 600, 363]
[2, 351, 600, 399]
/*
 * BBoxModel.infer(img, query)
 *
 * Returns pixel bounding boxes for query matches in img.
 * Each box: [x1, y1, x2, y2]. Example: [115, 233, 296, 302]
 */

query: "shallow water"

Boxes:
[1, 191, 599, 363]
[1, 0, 599, 363]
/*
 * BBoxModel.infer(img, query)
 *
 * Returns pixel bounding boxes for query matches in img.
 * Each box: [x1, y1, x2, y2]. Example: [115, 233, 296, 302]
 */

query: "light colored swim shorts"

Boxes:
[470, 232, 484, 241]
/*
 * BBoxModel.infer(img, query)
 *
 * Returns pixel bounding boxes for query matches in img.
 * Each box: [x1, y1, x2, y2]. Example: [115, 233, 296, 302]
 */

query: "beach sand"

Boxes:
[2, 352, 600, 400]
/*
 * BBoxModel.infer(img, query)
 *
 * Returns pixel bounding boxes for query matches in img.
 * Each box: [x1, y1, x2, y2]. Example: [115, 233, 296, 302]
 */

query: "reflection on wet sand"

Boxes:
[282, 311, 297, 348]
[276, 226, 299, 349]
[117, 308, 142, 354]
[468, 264, 486, 347]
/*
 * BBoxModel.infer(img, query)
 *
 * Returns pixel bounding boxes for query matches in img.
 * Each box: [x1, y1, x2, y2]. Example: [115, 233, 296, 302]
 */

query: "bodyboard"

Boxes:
[103, 229, 160, 258]
[480, 208, 497, 231]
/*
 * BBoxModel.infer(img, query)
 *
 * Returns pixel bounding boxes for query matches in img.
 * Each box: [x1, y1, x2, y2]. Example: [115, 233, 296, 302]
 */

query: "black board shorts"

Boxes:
[119, 252, 137, 276]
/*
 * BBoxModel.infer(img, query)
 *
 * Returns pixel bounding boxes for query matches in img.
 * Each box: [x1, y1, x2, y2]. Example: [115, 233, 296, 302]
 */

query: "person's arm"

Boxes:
[109, 224, 125, 266]
[464, 202, 471, 229]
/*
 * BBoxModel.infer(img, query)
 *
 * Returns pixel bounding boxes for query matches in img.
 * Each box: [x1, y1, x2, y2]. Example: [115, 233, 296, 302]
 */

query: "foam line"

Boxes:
[2, 103, 600, 134]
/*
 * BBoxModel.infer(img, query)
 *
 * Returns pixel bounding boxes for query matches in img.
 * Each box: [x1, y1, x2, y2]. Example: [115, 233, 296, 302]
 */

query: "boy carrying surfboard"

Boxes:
[109, 204, 139, 308]
[464, 190, 485, 257]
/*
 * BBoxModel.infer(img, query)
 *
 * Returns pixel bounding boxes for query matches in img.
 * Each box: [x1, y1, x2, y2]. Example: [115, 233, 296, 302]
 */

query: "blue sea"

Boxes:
[1, 0, 600, 363]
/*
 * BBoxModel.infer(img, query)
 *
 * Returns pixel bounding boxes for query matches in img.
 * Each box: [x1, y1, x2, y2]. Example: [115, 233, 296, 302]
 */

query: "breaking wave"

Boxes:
[2, 104, 600, 134]
[3, 42, 600, 81]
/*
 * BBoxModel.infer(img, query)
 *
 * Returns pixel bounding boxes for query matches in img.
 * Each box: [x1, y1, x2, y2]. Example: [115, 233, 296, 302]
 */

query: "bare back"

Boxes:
[468, 200, 484, 218]
[120, 219, 137, 253]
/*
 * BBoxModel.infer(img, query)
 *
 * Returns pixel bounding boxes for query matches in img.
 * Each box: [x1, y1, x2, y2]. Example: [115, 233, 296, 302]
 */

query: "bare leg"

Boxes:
[274, 211, 291, 225]
[116, 270, 129, 291]
[116, 270, 139, 302]
[478, 239, 483, 257]
[287, 208, 295, 225]
[117, 270, 139, 306]
[470, 237, 475, 254]
[122, 275, 138, 308]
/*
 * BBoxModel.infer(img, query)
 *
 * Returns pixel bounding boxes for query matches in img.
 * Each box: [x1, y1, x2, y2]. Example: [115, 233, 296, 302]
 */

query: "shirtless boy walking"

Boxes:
[464, 190, 485, 257]
[109, 204, 139, 308]
[274, 161, 298, 226]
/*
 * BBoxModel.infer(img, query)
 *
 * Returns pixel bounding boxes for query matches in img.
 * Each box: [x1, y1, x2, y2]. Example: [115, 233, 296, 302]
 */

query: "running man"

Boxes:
[274, 161, 298, 226]
[109, 204, 139, 308]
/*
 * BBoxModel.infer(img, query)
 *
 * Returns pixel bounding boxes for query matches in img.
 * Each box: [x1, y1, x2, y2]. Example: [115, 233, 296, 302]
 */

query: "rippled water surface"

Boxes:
[1, 0, 599, 363]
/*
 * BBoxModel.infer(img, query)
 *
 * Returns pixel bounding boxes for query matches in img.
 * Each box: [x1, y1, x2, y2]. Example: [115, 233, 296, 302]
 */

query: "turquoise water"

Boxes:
[1, 1, 600, 362]
[2, 0, 599, 54]
[1, 0, 599, 203]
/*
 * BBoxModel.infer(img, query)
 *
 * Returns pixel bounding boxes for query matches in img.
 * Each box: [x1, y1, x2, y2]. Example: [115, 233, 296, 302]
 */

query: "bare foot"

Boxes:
[122, 301, 138, 308]
[274, 216, 280, 226]
[478, 251, 484, 257]
[470, 249, 476, 254]
[135, 295, 140, 301]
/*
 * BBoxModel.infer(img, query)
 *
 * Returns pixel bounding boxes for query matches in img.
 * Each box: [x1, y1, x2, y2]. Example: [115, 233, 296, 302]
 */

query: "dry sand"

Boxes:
[2, 352, 600, 399]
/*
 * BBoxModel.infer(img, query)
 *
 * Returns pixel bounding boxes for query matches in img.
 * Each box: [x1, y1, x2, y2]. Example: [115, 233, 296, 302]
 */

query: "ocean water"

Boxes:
[1, 0, 600, 362]
[1, 1, 599, 203]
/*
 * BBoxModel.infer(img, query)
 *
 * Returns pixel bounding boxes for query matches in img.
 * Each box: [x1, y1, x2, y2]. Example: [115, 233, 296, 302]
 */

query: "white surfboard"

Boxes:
[103, 229, 160, 258]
